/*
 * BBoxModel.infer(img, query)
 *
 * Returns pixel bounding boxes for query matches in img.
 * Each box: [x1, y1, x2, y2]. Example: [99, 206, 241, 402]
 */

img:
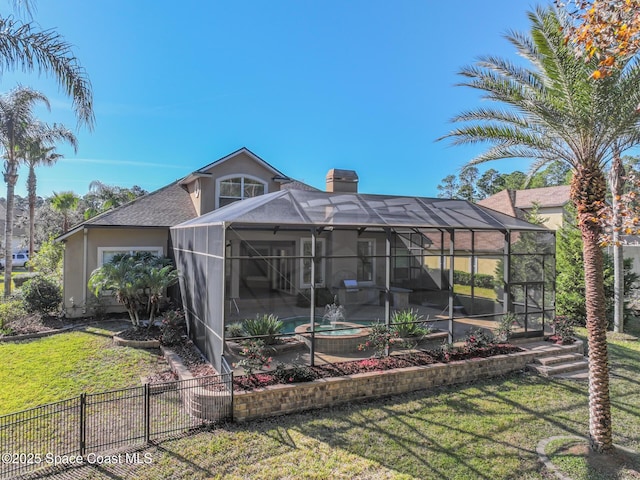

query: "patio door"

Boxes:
[272, 247, 294, 294]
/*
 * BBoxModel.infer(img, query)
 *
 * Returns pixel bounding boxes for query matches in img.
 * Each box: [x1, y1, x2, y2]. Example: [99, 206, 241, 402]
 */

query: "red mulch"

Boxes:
[233, 344, 521, 391]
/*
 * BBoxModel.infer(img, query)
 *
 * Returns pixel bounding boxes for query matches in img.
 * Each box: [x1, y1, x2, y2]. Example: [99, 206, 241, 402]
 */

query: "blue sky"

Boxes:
[2, 0, 540, 198]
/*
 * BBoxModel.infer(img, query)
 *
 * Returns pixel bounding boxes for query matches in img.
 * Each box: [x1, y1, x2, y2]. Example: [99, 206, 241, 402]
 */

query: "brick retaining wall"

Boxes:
[234, 349, 544, 422]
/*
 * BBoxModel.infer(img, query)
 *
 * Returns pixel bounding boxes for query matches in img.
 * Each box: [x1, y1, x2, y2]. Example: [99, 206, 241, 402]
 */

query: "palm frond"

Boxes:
[0, 16, 94, 129]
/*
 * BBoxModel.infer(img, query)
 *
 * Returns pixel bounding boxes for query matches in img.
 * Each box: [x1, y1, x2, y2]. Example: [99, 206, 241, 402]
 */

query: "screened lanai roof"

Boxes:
[175, 189, 548, 232]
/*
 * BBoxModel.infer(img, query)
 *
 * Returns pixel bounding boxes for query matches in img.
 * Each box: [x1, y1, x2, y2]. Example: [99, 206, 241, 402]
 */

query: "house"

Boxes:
[169, 172, 555, 371]
[477, 185, 571, 230]
[57, 147, 316, 317]
[478, 185, 640, 275]
[58, 148, 555, 372]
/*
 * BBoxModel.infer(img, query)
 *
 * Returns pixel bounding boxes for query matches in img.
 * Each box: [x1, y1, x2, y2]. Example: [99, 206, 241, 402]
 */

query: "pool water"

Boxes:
[281, 317, 373, 334]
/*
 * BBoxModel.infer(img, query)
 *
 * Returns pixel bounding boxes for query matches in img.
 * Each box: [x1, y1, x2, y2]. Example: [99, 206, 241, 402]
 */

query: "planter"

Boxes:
[113, 333, 160, 349]
[225, 338, 305, 355]
[396, 330, 449, 350]
[162, 346, 232, 422]
[233, 341, 584, 422]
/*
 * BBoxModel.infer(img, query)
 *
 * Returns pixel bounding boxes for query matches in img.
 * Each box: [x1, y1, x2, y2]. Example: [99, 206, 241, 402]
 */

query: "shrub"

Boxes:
[462, 328, 495, 350]
[391, 309, 432, 337]
[226, 322, 246, 339]
[21, 275, 62, 314]
[494, 312, 517, 342]
[0, 299, 26, 333]
[453, 270, 495, 289]
[160, 309, 185, 345]
[358, 323, 398, 357]
[29, 237, 63, 280]
[233, 339, 272, 375]
[551, 315, 575, 344]
[242, 314, 283, 345]
[273, 362, 317, 383]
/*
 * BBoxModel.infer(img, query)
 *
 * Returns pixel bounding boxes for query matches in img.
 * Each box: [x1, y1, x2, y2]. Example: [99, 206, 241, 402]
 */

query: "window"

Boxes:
[300, 239, 325, 287]
[97, 247, 163, 267]
[217, 175, 267, 208]
[357, 239, 375, 283]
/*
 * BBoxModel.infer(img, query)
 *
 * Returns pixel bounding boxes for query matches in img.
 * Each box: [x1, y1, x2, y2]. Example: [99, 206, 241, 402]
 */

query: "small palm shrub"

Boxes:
[21, 275, 62, 314]
[160, 309, 185, 345]
[226, 322, 246, 339]
[242, 314, 283, 345]
[391, 309, 432, 337]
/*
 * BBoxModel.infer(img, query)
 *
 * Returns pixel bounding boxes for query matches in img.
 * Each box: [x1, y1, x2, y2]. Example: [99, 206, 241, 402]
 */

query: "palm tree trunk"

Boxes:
[572, 165, 613, 453]
[27, 163, 36, 270]
[3, 162, 18, 298]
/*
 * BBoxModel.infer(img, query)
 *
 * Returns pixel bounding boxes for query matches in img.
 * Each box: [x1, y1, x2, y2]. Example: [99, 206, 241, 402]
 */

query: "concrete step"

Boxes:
[523, 340, 584, 358]
[536, 353, 586, 367]
[527, 359, 589, 377]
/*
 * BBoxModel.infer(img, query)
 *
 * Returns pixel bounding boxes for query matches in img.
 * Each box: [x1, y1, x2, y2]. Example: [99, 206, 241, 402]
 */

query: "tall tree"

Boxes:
[476, 168, 505, 198]
[20, 124, 76, 263]
[561, 0, 640, 78]
[50, 191, 79, 233]
[440, 7, 640, 452]
[83, 180, 146, 219]
[0, 86, 73, 296]
[436, 174, 458, 199]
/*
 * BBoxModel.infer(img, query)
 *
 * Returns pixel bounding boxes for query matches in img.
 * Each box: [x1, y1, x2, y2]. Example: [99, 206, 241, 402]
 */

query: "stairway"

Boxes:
[525, 340, 589, 380]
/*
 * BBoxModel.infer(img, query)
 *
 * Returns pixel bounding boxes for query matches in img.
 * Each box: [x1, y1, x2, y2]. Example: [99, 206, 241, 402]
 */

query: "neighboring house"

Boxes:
[477, 185, 571, 230]
[478, 185, 640, 279]
[57, 147, 318, 317]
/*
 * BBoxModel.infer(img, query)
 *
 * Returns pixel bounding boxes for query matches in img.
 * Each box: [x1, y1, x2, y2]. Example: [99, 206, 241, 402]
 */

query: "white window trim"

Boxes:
[97, 246, 164, 267]
[300, 238, 325, 288]
[215, 174, 268, 209]
[357, 239, 376, 285]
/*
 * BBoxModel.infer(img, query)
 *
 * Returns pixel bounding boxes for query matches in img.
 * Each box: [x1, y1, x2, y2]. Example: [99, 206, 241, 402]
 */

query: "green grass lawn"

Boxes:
[453, 283, 497, 300]
[39, 321, 640, 480]
[0, 325, 166, 415]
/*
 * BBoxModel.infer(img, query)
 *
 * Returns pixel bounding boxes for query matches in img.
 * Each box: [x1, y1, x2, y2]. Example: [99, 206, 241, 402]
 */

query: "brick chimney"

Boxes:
[326, 169, 358, 193]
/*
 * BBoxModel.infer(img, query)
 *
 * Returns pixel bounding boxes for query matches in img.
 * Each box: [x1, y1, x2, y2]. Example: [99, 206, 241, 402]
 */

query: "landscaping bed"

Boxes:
[233, 344, 521, 391]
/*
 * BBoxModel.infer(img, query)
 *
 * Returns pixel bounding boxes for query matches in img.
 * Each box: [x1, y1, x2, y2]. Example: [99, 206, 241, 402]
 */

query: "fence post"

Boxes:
[230, 373, 234, 422]
[79, 393, 86, 456]
[144, 383, 150, 444]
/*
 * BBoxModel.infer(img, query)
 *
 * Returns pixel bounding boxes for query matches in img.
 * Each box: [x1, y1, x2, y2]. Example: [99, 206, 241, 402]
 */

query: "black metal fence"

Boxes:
[0, 374, 233, 479]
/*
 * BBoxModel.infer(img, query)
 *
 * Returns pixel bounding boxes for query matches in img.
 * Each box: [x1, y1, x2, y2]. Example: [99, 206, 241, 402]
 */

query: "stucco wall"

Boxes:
[62, 227, 170, 317]
[198, 152, 283, 214]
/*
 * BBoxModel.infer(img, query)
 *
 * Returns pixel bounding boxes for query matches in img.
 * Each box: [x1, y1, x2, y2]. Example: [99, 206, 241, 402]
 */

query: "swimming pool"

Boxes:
[281, 316, 375, 335]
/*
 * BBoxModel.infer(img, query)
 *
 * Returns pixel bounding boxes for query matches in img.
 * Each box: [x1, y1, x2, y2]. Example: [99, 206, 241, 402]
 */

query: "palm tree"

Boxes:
[0, 86, 74, 296]
[440, 7, 640, 453]
[0, 15, 94, 128]
[50, 191, 79, 233]
[20, 124, 77, 264]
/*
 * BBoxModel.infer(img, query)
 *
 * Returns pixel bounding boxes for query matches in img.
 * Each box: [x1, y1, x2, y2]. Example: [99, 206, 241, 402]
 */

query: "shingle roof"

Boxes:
[477, 185, 571, 219]
[513, 185, 571, 209]
[477, 189, 519, 218]
[280, 179, 321, 192]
